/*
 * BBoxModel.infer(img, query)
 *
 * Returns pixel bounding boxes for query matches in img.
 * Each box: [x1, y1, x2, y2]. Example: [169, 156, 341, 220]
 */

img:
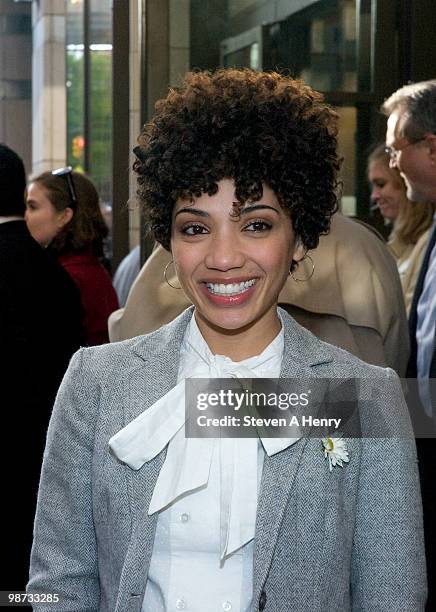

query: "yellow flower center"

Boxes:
[325, 438, 334, 452]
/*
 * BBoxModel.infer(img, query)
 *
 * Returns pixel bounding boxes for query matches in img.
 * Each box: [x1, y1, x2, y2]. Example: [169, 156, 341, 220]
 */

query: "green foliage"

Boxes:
[90, 51, 112, 203]
[66, 52, 85, 170]
[66, 51, 112, 203]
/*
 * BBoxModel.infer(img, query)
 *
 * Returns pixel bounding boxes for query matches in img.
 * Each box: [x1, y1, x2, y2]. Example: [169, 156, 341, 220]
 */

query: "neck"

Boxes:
[194, 307, 282, 361]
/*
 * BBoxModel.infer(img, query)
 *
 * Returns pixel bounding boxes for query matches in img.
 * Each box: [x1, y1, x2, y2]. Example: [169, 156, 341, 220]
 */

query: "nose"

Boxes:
[371, 186, 381, 200]
[204, 229, 245, 271]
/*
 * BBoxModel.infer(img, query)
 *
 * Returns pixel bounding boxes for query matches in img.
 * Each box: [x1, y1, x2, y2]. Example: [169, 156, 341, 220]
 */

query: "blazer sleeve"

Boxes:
[27, 348, 100, 611]
[350, 368, 427, 610]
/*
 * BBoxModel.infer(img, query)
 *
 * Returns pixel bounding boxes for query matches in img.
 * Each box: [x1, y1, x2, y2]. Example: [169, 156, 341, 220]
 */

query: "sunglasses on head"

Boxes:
[51, 166, 77, 209]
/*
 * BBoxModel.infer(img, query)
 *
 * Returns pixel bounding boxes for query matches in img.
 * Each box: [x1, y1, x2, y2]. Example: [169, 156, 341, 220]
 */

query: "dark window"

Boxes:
[0, 14, 31, 35]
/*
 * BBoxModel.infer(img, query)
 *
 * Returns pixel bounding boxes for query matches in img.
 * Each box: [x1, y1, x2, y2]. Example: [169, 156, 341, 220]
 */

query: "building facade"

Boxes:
[0, 0, 32, 173]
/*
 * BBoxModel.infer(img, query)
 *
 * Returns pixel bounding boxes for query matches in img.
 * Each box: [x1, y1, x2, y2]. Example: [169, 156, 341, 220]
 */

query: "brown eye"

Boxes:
[183, 224, 208, 236]
[243, 220, 273, 232]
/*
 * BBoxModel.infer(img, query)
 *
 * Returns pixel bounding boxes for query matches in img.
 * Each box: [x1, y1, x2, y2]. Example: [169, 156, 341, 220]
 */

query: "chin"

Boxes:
[196, 300, 276, 335]
[378, 207, 396, 221]
[198, 309, 255, 331]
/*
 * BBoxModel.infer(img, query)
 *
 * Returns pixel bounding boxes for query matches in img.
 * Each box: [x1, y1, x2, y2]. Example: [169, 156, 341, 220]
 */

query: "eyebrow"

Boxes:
[174, 204, 280, 218]
[174, 207, 209, 219]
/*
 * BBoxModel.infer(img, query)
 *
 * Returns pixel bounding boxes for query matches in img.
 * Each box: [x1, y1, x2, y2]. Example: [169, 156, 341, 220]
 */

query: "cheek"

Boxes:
[257, 239, 293, 274]
[172, 247, 200, 283]
[31, 206, 55, 225]
[26, 210, 40, 229]
[39, 212, 55, 229]
[389, 186, 403, 200]
[37, 211, 61, 240]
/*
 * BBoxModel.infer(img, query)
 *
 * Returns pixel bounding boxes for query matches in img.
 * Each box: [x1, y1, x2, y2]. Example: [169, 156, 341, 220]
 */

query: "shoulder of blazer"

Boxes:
[278, 306, 389, 379]
[78, 306, 194, 375]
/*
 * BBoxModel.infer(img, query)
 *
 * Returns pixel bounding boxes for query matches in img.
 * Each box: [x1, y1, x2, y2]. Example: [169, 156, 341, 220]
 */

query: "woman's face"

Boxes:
[171, 178, 304, 344]
[25, 182, 72, 247]
[368, 160, 407, 222]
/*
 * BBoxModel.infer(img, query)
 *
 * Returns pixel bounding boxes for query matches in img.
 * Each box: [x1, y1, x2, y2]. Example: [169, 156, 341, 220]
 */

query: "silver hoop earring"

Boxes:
[164, 260, 182, 289]
[290, 254, 315, 282]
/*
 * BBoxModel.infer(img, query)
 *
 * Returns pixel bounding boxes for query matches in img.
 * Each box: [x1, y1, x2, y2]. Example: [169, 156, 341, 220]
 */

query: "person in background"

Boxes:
[109, 212, 410, 376]
[383, 79, 436, 611]
[368, 145, 402, 224]
[99, 201, 113, 273]
[26, 169, 119, 345]
[113, 244, 140, 306]
[0, 144, 83, 590]
[368, 144, 435, 314]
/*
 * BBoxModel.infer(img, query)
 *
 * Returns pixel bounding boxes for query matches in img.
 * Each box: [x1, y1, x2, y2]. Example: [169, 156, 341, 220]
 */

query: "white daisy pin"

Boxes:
[322, 437, 349, 472]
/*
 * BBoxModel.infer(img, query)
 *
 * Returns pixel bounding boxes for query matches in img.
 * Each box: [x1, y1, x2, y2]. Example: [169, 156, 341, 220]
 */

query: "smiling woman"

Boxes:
[134, 69, 339, 359]
[368, 153, 406, 222]
[171, 179, 304, 359]
[28, 69, 426, 611]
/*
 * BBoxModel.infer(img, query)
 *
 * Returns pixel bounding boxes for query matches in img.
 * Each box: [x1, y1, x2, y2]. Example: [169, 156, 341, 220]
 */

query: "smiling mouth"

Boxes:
[205, 279, 257, 296]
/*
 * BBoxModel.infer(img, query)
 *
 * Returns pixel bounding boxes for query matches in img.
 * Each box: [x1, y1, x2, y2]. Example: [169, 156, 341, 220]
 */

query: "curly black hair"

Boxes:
[134, 68, 341, 252]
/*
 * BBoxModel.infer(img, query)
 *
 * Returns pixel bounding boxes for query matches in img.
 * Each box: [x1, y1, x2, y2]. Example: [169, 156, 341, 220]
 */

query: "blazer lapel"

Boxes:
[254, 436, 309, 599]
[115, 309, 193, 608]
[254, 309, 333, 599]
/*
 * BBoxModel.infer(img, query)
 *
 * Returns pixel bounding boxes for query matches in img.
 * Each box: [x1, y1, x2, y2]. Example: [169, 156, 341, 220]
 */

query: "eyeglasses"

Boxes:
[52, 166, 77, 209]
[384, 136, 426, 162]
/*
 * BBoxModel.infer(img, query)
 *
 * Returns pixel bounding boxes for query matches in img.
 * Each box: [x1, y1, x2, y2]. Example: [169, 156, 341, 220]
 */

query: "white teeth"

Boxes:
[206, 279, 256, 295]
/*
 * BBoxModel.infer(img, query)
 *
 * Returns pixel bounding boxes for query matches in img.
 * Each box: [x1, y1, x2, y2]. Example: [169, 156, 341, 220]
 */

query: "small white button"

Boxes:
[222, 602, 232, 611]
[180, 512, 190, 523]
[175, 599, 186, 610]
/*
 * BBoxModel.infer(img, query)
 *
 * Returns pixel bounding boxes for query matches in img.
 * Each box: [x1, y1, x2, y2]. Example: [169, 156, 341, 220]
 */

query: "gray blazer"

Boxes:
[28, 308, 426, 611]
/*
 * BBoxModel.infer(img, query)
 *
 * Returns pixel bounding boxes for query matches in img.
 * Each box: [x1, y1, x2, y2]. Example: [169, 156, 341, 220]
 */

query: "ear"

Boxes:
[57, 206, 74, 229]
[292, 240, 306, 265]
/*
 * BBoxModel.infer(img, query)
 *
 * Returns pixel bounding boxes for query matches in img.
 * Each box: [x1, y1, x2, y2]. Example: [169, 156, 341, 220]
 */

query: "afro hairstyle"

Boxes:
[134, 68, 341, 252]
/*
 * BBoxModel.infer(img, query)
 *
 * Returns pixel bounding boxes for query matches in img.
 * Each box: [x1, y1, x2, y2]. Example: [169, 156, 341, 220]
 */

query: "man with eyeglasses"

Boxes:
[383, 81, 436, 610]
